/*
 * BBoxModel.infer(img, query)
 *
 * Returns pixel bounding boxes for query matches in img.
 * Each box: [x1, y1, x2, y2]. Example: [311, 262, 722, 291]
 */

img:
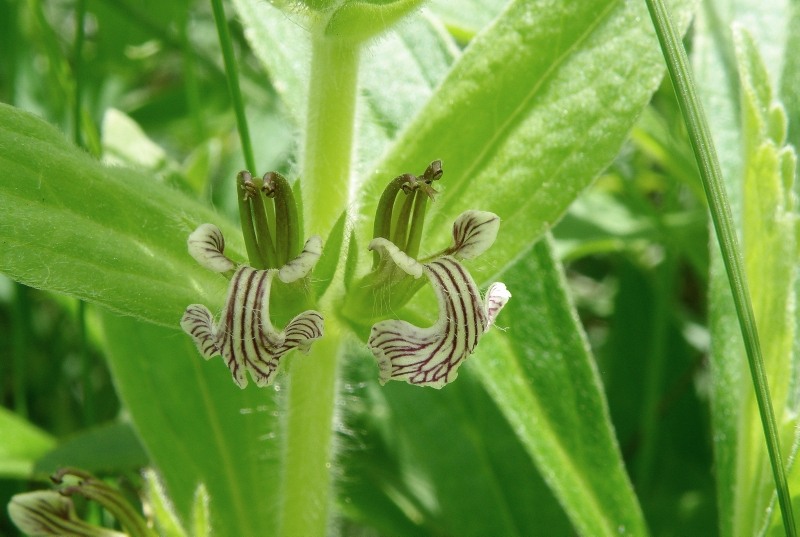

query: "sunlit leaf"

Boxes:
[475, 236, 647, 536]
[0, 406, 55, 478]
[0, 103, 243, 327]
[100, 313, 282, 537]
[358, 0, 693, 287]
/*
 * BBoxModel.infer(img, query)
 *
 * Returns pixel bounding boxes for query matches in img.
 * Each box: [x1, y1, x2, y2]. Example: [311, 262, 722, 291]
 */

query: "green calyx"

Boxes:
[343, 160, 442, 334]
[237, 170, 302, 269]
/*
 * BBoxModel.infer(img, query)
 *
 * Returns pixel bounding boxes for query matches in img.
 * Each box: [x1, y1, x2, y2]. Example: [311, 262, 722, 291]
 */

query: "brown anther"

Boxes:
[261, 172, 278, 198]
[238, 170, 259, 201]
[422, 160, 443, 183]
[399, 173, 419, 194]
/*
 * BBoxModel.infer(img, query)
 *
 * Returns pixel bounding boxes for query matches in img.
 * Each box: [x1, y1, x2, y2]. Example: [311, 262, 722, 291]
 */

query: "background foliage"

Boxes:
[1, 0, 798, 535]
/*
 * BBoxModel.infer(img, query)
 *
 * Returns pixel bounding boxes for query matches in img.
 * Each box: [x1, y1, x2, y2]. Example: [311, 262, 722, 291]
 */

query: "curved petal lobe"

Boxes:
[181, 267, 324, 388]
[187, 223, 235, 273]
[368, 256, 502, 388]
[278, 235, 323, 283]
[449, 210, 500, 260]
[368, 237, 424, 278]
[485, 282, 511, 325]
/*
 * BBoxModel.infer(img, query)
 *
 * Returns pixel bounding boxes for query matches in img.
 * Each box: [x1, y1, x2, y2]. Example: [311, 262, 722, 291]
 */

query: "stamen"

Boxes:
[263, 172, 300, 265]
[236, 171, 267, 269]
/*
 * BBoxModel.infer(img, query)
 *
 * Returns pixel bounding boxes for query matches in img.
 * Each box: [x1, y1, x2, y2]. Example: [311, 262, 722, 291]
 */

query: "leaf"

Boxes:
[731, 26, 798, 537]
[474, 236, 647, 536]
[0, 103, 244, 327]
[695, 9, 799, 535]
[144, 469, 189, 537]
[0, 406, 55, 478]
[427, 0, 507, 40]
[99, 313, 282, 537]
[231, 0, 457, 174]
[337, 348, 572, 536]
[356, 0, 694, 287]
[311, 210, 346, 298]
[34, 421, 148, 476]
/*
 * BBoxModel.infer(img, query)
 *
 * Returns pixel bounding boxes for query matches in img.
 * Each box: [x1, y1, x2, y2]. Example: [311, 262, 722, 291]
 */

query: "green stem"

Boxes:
[73, 0, 94, 427]
[301, 36, 360, 237]
[209, 0, 262, 267]
[12, 283, 30, 418]
[279, 322, 342, 537]
[209, 0, 255, 172]
[278, 34, 360, 537]
[643, 1, 796, 534]
[72, 0, 86, 148]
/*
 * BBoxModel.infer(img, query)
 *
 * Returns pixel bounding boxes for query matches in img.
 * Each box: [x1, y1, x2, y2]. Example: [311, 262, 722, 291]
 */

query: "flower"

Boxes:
[367, 210, 511, 388]
[9, 469, 152, 537]
[8, 491, 127, 537]
[181, 223, 324, 388]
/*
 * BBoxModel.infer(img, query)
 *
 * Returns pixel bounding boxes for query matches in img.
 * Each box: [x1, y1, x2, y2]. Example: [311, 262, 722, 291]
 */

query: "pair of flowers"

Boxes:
[180, 164, 510, 389]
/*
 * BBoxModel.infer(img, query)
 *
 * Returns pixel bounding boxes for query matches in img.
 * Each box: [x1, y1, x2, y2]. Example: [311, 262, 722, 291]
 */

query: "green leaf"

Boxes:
[0, 406, 55, 478]
[231, 0, 456, 172]
[99, 313, 282, 537]
[427, 0, 506, 41]
[474, 236, 647, 536]
[357, 0, 693, 287]
[337, 348, 571, 536]
[311, 210, 346, 298]
[727, 26, 798, 536]
[34, 421, 148, 476]
[191, 483, 211, 537]
[695, 9, 799, 535]
[144, 469, 189, 537]
[0, 103, 243, 327]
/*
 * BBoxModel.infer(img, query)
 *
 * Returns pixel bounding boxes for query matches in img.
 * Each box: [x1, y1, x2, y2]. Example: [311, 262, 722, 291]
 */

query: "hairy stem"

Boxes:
[279, 321, 342, 537]
[301, 36, 360, 237]
[278, 33, 360, 537]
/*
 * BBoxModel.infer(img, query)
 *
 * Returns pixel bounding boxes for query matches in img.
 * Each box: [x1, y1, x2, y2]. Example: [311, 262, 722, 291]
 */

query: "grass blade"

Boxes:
[643, 0, 796, 534]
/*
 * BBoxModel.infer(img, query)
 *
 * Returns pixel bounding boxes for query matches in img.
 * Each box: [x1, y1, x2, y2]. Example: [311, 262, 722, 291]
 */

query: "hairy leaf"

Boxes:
[100, 313, 282, 537]
[0, 103, 244, 327]
[475, 236, 647, 536]
[358, 0, 693, 287]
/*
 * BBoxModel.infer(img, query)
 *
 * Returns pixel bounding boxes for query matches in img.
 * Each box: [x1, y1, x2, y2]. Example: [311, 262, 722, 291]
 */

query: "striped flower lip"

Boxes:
[8, 491, 126, 537]
[181, 224, 324, 388]
[367, 210, 510, 388]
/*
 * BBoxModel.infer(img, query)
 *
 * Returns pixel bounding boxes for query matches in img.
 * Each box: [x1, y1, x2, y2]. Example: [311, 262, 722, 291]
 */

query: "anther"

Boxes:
[237, 170, 259, 201]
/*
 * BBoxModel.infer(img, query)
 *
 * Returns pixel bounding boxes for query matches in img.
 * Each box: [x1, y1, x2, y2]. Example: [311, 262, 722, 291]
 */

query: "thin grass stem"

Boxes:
[643, 0, 796, 534]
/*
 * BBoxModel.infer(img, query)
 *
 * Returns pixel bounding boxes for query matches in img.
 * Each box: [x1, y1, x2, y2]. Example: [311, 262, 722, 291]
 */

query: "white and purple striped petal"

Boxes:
[181, 266, 324, 388]
[368, 256, 507, 389]
[485, 282, 511, 325]
[368, 237, 424, 278]
[449, 210, 500, 260]
[278, 235, 323, 283]
[188, 223, 236, 273]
